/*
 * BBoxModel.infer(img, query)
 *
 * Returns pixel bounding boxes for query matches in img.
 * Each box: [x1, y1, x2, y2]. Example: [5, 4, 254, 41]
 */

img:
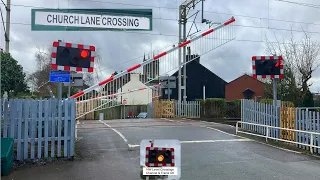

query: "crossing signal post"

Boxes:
[51, 41, 95, 72]
[51, 41, 95, 99]
[252, 56, 284, 139]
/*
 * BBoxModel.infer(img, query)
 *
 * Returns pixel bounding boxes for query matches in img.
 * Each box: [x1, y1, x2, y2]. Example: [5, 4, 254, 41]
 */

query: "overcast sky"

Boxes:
[2, 0, 320, 93]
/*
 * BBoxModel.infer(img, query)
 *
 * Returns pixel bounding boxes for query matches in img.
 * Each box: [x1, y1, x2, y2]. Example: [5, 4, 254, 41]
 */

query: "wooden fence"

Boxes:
[1, 98, 76, 161]
[154, 100, 175, 118]
[153, 100, 200, 118]
[280, 107, 295, 141]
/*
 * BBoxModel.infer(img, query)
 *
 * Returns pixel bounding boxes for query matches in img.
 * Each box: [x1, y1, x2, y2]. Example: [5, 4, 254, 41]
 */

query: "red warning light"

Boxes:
[275, 61, 280, 67]
[80, 50, 89, 58]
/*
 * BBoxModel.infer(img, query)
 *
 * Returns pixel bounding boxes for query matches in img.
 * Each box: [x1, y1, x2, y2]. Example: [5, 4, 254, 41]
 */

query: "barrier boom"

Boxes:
[70, 16, 236, 99]
[76, 83, 161, 103]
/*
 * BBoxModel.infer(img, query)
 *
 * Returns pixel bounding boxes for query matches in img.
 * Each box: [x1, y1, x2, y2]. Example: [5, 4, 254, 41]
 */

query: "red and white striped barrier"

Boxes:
[76, 83, 161, 103]
[70, 16, 235, 99]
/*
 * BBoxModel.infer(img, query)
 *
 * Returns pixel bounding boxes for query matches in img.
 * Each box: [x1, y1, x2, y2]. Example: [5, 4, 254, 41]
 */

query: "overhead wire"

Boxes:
[2, 0, 320, 27]
[275, 0, 320, 9]
[1, 1, 320, 36]
[1, 1, 320, 75]
[0, 6, 5, 34]
[0, 0, 5, 7]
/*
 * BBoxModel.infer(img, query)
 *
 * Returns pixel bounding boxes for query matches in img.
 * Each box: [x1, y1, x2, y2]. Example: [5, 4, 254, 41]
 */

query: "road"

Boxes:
[4, 118, 320, 180]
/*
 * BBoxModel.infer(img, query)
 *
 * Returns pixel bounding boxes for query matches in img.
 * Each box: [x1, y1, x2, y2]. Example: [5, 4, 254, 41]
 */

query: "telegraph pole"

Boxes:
[273, 54, 278, 138]
[5, 0, 10, 53]
[178, 5, 182, 104]
[0, 48, 2, 136]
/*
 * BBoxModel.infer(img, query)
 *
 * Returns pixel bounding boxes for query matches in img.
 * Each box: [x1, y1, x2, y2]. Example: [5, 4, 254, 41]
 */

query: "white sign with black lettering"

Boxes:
[143, 167, 178, 176]
[34, 11, 151, 30]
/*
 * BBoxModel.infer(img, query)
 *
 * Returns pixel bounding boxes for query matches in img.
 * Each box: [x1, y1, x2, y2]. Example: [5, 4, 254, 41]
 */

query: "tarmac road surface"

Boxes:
[4, 118, 320, 180]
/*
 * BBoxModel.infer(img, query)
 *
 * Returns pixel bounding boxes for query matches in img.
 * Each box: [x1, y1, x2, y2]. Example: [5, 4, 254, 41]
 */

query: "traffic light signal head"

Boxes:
[252, 56, 284, 79]
[145, 147, 175, 167]
[51, 41, 95, 72]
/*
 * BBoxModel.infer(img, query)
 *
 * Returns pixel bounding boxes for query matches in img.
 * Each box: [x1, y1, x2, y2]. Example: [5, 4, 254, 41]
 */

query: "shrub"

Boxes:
[260, 98, 294, 107]
[199, 98, 227, 118]
[226, 100, 241, 118]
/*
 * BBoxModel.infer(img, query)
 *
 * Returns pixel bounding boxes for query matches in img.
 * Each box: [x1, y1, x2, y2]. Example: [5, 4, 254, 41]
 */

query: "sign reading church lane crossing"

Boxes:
[31, 9, 152, 31]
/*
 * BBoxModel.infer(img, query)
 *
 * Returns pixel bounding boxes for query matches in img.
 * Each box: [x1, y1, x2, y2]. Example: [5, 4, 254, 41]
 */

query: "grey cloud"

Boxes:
[4, 0, 320, 92]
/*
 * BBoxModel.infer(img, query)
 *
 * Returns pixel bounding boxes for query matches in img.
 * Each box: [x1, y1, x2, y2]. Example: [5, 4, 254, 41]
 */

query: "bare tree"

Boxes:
[264, 30, 320, 102]
[83, 50, 102, 86]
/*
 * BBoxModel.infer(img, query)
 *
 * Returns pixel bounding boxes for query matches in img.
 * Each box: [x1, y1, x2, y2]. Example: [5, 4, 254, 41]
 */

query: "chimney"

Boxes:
[130, 73, 140, 82]
[186, 47, 200, 63]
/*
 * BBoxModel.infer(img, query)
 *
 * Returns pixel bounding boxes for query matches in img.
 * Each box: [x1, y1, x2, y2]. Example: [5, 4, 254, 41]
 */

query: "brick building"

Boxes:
[225, 74, 265, 101]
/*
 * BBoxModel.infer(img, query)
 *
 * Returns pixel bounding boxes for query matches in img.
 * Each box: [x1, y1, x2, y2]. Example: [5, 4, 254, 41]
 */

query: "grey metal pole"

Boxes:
[124, 103, 126, 119]
[178, 6, 182, 116]
[68, 83, 71, 97]
[57, 83, 62, 99]
[120, 105, 123, 119]
[273, 79, 277, 107]
[203, 85, 205, 100]
[182, 6, 187, 106]
[68, 74, 71, 97]
[273, 78, 277, 137]
[57, 39, 63, 100]
[0, 49, 2, 136]
[5, 0, 10, 53]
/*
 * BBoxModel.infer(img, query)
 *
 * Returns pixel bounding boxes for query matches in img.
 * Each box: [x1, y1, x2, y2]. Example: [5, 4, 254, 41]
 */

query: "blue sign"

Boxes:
[49, 70, 70, 82]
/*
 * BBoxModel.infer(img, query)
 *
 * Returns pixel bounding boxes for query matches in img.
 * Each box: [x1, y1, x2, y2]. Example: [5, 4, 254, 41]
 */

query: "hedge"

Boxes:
[197, 98, 240, 118]
[197, 98, 296, 119]
[260, 99, 294, 107]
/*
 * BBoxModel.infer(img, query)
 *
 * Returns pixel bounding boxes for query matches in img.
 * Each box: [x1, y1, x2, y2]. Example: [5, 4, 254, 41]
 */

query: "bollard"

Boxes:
[310, 135, 313, 154]
[266, 127, 269, 143]
[99, 113, 104, 121]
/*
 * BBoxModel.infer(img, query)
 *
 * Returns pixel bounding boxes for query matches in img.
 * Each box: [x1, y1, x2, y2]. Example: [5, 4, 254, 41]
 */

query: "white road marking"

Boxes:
[180, 139, 252, 143]
[125, 139, 253, 148]
[160, 118, 303, 154]
[205, 126, 245, 138]
[99, 120, 128, 143]
[128, 144, 140, 148]
[206, 127, 304, 154]
[99, 118, 301, 154]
